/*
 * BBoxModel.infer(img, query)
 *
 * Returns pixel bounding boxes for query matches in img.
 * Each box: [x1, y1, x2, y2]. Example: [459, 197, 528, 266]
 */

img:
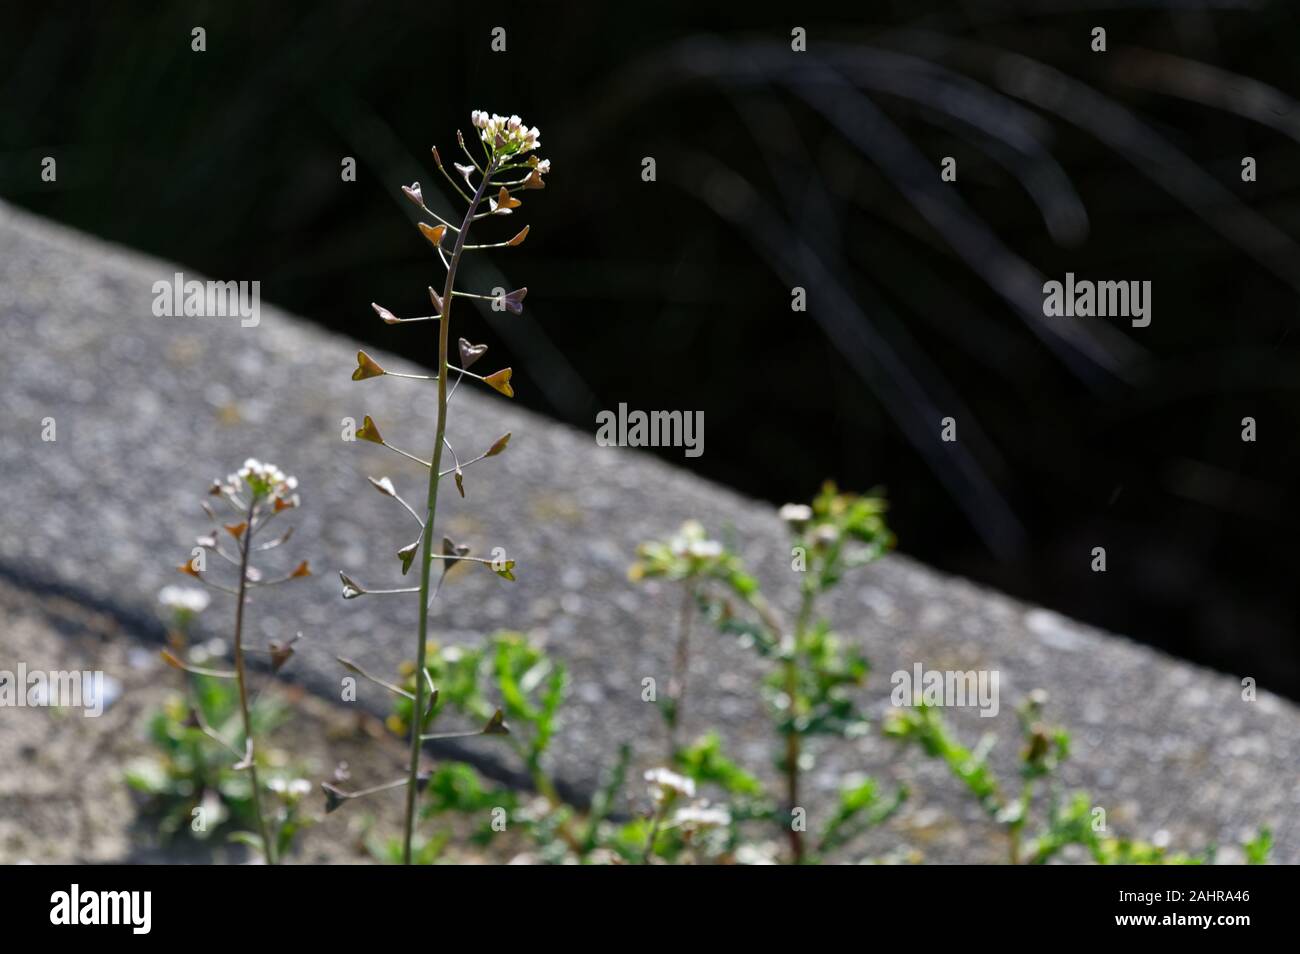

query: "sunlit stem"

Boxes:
[337, 656, 416, 700]
[380, 441, 432, 469]
[387, 490, 425, 527]
[413, 199, 459, 233]
[464, 238, 519, 250]
[437, 450, 490, 479]
[443, 436, 462, 473]
[333, 776, 412, 801]
[233, 494, 276, 865]
[446, 369, 467, 405]
[404, 149, 498, 865]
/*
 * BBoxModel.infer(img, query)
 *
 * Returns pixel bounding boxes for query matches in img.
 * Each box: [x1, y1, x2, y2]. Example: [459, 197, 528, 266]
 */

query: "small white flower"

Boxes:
[778, 503, 813, 524]
[645, 767, 695, 804]
[269, 777, 312, 804]
[470, 109, 543, 157]
[673, 801, 731, 829]
[224, 458, 299, 503]
[668, 520, 723, 561]
[812, 524, 839, 547]
[688, 540, 722, 558]
[158, 585, 210, 615]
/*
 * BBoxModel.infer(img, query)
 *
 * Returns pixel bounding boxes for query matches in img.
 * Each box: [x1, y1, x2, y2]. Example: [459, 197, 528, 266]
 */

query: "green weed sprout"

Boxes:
[630, 483, 902, 863]
[884, 691, 1272, 864]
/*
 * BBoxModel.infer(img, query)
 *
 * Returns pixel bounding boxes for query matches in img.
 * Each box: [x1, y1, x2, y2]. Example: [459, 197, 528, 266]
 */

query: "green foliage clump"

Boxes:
[125, 672, 310, 857]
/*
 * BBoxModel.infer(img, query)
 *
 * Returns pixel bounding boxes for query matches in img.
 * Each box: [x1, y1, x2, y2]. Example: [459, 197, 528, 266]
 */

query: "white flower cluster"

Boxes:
[158, 585, 210, 615]
[268, 777, 313, 803]
[669, 520, 723, 559]
[470, 110, 541, 155]
[222, 458, 299, 505]
[673, 802, 731, 830]
[778, 503, 813, 525]
[778, 502, 837, 545]
[645, 767, 696, 805]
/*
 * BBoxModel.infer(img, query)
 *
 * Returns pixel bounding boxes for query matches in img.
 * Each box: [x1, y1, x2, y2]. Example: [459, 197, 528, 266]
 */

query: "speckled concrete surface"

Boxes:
[1, 199, 1296, 862]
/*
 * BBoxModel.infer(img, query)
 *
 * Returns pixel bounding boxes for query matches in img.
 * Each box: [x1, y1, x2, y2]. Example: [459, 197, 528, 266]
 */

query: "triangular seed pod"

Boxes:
[357, 415, 384, 444]
[339, 571, 365, 599]
[367, 476, 397, 497]
[483, 368, 514, 398]
[459, 338, 487, 367]
[503, 287, 527, 315]
[353, 350, 386, 381]
[441, 536, 470, 570]
[321, 782, 346, 814]
[418, 222, 446, 248]
[269, 640, 295, 672]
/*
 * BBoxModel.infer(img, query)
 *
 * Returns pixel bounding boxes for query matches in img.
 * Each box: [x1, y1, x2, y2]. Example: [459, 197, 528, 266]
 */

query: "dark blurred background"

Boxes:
[3, 1, 1298, 696]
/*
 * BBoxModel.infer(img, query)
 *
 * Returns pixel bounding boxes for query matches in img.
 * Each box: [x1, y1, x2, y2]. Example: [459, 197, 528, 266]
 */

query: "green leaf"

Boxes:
[1244, 827, 1273, 865]
[674, 732, 764, 797]
[123, 759, 170, 795]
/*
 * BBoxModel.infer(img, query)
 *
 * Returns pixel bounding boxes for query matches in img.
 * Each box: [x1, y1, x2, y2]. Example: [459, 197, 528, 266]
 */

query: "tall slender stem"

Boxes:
[403, 154, 497, 864]
[783, 586, 815, 865]
[642, 802, 668, 865]
[783, 660, 802, 863]
[666, 583, 695, 761]
[233, 497, 275, 864]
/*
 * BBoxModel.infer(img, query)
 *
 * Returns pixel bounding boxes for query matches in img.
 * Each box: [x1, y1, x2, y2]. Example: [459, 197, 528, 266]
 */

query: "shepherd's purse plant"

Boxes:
[153, 460, 312, 862]
[323, 110, 549, 864]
